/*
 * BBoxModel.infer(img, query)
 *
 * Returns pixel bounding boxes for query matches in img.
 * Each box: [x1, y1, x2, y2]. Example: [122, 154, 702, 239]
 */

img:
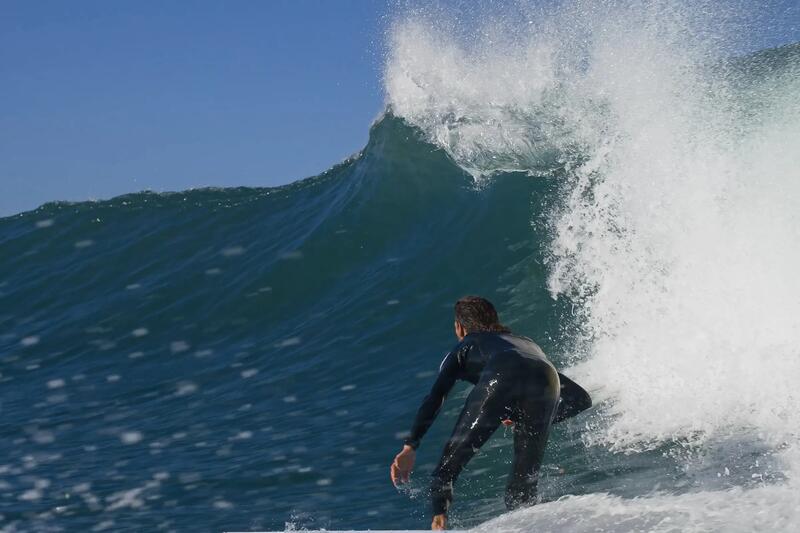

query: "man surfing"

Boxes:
[390, 296, 591, 530]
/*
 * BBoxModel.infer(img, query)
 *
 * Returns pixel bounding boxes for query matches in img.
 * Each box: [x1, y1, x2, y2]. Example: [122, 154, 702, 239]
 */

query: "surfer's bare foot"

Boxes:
[431, 513, 447, 530]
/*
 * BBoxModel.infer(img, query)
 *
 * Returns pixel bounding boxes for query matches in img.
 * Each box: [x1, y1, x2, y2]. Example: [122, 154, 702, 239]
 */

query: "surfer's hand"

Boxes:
[431, 513, 447, 530]
[390, 445, 416, 486]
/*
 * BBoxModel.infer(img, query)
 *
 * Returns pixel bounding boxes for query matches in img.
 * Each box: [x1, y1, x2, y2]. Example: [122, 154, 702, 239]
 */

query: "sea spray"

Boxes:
[386, 0, 800, 530]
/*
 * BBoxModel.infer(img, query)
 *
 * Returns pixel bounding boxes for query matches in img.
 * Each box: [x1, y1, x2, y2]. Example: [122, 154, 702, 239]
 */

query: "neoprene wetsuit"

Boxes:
[403, 331, 591, 515]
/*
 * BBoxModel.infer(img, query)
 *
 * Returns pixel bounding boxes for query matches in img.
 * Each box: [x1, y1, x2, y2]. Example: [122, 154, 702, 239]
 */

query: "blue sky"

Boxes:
[1, 0, 798, 217]
[1, 0, 388, 216]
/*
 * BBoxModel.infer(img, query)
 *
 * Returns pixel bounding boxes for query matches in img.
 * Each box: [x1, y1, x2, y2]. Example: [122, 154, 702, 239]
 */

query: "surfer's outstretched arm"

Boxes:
[391, 348, 461, 487]
[553, 372, 592, 423]
[403, 349, 461, 450]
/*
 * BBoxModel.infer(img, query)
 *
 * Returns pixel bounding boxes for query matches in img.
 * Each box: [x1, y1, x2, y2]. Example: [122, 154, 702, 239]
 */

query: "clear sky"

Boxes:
[1, 1, 798, 217]
[1, 0, 388, 216]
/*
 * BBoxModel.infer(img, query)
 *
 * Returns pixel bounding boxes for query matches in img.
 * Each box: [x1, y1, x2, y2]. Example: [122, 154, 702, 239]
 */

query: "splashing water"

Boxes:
[386, 0, 800, 529]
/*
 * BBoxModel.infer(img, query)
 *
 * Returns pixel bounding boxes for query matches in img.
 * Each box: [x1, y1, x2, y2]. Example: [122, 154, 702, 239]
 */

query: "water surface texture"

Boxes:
[2, 2, 800, 531]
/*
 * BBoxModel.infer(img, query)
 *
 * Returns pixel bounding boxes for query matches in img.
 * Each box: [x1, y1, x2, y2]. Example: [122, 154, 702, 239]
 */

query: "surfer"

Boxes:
[390, 296, 591, 530]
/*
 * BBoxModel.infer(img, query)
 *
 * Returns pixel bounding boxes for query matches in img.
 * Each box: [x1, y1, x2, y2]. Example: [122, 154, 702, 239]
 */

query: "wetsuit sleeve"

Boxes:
[403, 349, 461, 450]
[553, 372, 592, 423]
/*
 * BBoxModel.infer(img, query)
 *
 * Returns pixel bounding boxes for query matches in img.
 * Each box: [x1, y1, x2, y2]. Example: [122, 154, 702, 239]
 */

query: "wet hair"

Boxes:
[454, 296, 511, 334]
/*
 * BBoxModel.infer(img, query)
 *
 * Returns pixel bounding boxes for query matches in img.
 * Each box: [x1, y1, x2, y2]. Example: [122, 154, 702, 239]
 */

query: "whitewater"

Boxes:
[1, 0, 799, 531]
[387, 0, 800, 531]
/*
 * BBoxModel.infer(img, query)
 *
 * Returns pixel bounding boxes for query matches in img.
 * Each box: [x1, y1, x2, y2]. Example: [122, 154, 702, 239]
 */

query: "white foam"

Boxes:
[473, 480, 800, 532]
[386, 0, 800, 451]
[385, 0, 800, 526]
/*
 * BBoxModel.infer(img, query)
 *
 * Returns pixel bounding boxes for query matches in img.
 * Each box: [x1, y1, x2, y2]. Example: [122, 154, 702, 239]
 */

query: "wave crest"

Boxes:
[386, 1, 800, 451]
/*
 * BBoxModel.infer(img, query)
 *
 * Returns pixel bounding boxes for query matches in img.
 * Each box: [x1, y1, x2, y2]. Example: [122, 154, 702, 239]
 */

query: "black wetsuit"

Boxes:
[404, 331, 591, 515]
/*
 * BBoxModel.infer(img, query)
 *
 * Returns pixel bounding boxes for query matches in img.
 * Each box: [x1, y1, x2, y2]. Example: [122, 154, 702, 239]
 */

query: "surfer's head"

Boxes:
[454, 296, 511, 339]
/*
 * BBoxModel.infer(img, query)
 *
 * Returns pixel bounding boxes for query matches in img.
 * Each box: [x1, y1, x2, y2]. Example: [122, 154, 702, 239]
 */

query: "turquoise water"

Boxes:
[0, 116, 593, 530]
[2, 7, 799, 532]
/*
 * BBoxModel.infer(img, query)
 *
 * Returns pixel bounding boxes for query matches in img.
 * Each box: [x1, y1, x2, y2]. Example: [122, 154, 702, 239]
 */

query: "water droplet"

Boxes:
[176, 382, 198, 396]
[19, 489, 42, 501]
[274, 337, 301, 348]
[213, 499, 234, 509]
[120, 431, 143, 445]
[278, 250, 303, 260]
[20, 336, 40, 347]
[220, 246, 246, 257]
[170, 341, 190, 354]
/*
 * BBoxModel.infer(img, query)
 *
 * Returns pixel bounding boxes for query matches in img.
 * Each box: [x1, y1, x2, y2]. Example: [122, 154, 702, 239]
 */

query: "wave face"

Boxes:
[0, 116, 569, 531]
[2, 1, 799, 531]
